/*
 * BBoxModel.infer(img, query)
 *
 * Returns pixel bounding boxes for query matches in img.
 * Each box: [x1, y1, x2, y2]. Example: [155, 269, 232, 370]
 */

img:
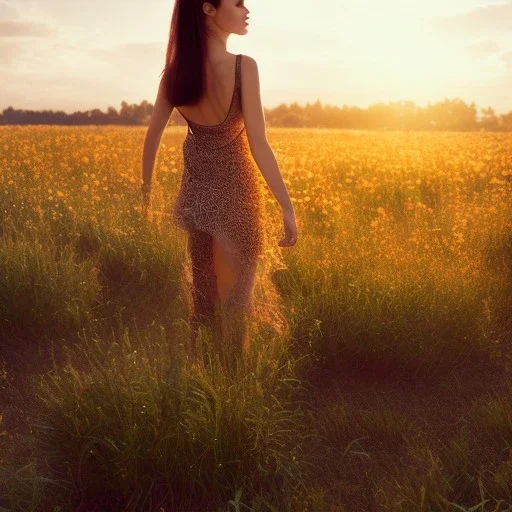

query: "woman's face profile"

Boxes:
[203, 0, 250, 36]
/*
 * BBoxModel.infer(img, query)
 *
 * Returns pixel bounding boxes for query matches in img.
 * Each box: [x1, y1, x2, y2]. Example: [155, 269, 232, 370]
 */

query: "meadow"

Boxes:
[0, 125, 511, 511]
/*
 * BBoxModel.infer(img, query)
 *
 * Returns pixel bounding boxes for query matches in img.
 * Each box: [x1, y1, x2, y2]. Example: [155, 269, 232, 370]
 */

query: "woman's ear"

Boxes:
[203, 2, 216, 16]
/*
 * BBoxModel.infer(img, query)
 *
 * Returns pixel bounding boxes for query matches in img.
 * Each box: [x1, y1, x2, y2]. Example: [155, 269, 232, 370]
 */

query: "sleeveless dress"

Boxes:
[172, 54, 288, 349]
[173, 54, 264, 260]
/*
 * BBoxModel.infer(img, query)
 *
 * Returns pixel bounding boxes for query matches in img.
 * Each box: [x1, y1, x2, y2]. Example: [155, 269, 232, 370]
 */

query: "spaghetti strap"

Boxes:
[235, 53, 241, 90]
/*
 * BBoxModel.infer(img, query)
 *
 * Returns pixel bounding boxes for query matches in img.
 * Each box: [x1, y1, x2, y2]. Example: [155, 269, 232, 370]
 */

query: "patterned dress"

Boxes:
[172, 53, 287, 356]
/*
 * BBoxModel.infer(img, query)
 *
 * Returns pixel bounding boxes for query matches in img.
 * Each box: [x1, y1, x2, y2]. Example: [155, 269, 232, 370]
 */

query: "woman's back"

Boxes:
[175, 53, 240, 128]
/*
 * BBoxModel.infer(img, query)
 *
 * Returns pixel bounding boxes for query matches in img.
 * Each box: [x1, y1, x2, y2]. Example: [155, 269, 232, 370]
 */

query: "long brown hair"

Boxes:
[160, 0, 221, 107]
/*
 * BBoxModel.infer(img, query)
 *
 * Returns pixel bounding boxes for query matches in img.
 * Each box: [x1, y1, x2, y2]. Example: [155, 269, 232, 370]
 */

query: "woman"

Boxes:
[141, 0, 298, 364]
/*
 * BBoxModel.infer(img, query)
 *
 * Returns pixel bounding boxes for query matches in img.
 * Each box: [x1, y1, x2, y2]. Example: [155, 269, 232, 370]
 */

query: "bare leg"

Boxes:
[187, 229, 220, 357]
[212, 236, 258, 364]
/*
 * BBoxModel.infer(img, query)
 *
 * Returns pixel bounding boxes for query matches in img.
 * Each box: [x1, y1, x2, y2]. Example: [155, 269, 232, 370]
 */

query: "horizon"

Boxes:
[0, 96, 505, 119]
[1, 0, 511, 115]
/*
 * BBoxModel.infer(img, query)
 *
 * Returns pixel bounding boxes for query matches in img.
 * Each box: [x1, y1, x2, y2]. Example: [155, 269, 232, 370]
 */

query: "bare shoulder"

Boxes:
[240, 54, 258, 77]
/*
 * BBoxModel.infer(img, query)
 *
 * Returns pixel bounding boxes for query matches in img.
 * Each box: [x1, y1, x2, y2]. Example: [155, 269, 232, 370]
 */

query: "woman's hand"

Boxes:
[278, 207, 298, 247]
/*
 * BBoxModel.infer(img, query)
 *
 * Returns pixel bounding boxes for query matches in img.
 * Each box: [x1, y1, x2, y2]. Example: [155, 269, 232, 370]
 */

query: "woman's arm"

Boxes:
[240, 56, 294, 214]
[142, 75, 174, 186]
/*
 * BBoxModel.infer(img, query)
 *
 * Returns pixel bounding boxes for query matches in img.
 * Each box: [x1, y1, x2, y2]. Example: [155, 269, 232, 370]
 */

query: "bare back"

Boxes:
[175, 53, 238, 127]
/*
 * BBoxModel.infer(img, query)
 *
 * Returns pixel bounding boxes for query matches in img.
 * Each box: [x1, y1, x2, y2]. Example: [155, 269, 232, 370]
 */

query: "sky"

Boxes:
[1, 0, 511, 115]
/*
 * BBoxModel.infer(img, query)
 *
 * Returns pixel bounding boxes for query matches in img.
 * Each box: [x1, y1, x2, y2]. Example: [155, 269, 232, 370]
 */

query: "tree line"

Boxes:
[1, 98, 511, 131]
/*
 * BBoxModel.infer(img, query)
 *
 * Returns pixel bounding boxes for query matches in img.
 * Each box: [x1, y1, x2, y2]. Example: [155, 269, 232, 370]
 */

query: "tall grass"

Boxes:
[0, 126, 511, 510]
[27, 324, 315, 511]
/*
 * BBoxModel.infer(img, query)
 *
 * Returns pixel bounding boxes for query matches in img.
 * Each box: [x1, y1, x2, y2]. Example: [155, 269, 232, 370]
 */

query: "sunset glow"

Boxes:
[1, 0, 511, 113]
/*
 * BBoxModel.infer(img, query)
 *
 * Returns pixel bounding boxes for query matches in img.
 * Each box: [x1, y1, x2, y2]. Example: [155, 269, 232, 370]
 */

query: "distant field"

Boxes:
[1, 125, 511, 511]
